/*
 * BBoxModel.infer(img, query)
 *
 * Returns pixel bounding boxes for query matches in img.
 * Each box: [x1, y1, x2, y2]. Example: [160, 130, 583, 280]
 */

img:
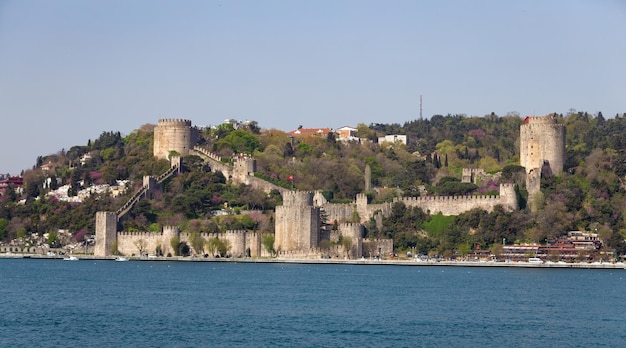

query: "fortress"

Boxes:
[95, 115, 568, 259]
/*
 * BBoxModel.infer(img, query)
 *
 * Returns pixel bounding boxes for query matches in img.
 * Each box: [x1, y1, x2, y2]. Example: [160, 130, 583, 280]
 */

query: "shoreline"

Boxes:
[2, 253, 625, 269]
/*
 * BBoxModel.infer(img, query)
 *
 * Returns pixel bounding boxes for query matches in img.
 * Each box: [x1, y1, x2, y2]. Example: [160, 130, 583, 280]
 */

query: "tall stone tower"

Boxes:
[520, 115, 566, 175]
[274, 191, 321, 252]
[520, 115, 565, 209]
[95, 211, 117, 257]
[499, 183, 519, 211]
[233, 155, 256, 183]
[153, 119, 198, 160]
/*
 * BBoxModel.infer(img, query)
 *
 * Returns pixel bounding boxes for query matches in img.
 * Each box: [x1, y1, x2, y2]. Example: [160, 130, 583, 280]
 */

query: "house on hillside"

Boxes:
[0, 176, 23, 195]
[40, 161, 55, 172]
[286, 127, 333, 138]
[336, 126, 359, 141]
[378, 134, 407, 145]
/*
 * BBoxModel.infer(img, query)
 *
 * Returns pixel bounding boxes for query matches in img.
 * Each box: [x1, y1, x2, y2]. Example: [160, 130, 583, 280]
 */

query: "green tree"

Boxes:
[490, 243, 504, 260]
[110, 241, 119, 255]
[0, 218, 8, 240]
[341, 236, 353, 259]
[170, 236, 181, 256]
[189, 231, 205, 255]
[206, 238, 218, 257]
[134, 239, 147, 256]
[217, 238, 231, 257]
[216, 130, 260, 154]
[458, 243, 471, 260]
[206, 237, 231, 257]
[47, 231, 59, 248]
[17, 227, 27, 240]
[262, 234, 275, 257]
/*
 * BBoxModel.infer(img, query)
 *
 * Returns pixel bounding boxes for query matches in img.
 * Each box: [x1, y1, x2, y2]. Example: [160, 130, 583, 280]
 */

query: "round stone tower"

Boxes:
[153, 119, 198, 160]
[520, 115, 566, 175]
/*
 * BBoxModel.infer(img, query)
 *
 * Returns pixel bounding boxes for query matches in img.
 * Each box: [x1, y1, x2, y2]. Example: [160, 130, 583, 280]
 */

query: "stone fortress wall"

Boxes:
[391, 183, 518, 216]
[153, 119, 199, 160]
[108, 222, 268, 258]
[315, 184, 517, 226]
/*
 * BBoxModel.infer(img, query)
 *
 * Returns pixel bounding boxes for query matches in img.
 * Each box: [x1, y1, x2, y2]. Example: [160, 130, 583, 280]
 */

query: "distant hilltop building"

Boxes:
[336, 126, 359, 141]
[286, 127, 333, 138]
[520, 115, 565, 175]
[153, 119, 199, 160]
[0, 176, 23, 196]
[378, 134, 407, 145]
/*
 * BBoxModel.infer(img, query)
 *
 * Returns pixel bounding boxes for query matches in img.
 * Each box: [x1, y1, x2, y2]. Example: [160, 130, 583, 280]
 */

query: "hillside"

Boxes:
[1, 111, 625, 257]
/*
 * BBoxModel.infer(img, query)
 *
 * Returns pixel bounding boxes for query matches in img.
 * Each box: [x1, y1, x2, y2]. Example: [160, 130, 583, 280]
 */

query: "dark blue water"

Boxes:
[0, 259, 624, 347]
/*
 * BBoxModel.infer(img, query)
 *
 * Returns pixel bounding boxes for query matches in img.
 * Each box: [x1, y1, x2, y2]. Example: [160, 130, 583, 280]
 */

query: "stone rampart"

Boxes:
[339, 223, 364, 257]
[116, 231, 166, 257]
[115, 229, 264, 257]
[191, 146, 233, 179]
[362, 239, 393, 258]
[394, 194, 498, 215]
[245, 175, 288, 194]
[392, 184, 517, 216]
[277, 248, 323, 259]
[322, 203, 357, 224]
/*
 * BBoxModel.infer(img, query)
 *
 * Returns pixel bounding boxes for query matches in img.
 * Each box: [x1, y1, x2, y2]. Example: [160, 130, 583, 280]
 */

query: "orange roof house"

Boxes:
[286, 127, 333, 137]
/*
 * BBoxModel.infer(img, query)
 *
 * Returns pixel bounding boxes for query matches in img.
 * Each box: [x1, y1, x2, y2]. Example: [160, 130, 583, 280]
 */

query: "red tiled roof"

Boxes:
[286, 128, 333, 137]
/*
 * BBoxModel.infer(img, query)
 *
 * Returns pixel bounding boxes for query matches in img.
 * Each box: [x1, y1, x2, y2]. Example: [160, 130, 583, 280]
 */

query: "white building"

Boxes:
[378, 134, 407, 145]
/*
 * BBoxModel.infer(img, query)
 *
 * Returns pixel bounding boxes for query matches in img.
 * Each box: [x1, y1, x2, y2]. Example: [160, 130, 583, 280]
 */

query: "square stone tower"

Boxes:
[274, 191, 320, 252]
[95, 211, 117, 257]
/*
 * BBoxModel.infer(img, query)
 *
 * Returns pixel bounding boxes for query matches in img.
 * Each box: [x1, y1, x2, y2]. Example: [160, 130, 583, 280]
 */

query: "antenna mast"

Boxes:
[419, 94, 423, 120]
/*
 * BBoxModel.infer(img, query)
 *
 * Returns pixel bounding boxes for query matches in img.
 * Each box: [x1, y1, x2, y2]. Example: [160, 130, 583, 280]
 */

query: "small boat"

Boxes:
[528, 257, 543, 264]
[115, 256, 129, 262]
[63, 256, 79, 261]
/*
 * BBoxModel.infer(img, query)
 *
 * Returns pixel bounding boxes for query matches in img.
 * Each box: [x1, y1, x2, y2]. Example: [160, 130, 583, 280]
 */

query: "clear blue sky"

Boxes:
[1, 0, 625, 174]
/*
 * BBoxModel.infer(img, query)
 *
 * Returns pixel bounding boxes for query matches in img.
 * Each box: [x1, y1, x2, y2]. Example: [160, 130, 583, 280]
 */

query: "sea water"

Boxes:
[0, 259, 624, 347]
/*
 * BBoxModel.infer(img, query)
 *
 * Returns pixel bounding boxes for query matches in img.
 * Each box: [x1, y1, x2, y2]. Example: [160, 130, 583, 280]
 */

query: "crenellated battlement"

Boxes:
[393, 194, 499, 204]
[281, 191, 314, 207]
[118, 231, 163, 237]
[193, 146, 222, 162]
[523, 115, 561, 125]
[385, 183, 517, 216]
[500, 183, 516, 190]
[157, 119, 192, 127]
[163, 226, 179, 234]
[521, 123, 565, 131]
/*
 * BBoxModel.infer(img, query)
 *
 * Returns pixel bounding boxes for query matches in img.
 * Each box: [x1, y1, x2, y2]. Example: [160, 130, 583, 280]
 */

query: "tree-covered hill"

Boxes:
[1, 111, 625, 257]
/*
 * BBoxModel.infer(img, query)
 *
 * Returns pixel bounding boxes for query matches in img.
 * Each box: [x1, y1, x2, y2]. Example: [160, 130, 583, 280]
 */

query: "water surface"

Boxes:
[0, 259, 624, 347]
